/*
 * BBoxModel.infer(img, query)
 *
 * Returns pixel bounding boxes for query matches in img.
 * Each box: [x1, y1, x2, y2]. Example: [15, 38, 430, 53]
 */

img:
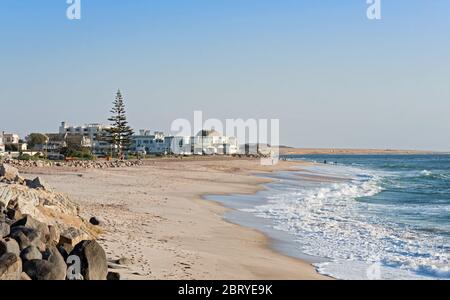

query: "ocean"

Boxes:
[208, 154, 450, 280]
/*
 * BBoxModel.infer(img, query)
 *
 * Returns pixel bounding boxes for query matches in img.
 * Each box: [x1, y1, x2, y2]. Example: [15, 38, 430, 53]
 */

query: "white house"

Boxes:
[2, 133, 27, 151]
[3, 133, 20, 145]
[191, 129, 239, 155]
[131, 130, 172, 155]
[59, 121, 111, 155]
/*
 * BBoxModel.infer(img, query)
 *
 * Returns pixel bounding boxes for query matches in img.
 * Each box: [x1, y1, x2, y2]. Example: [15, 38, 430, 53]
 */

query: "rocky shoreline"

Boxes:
[2, 158, 143, 169]
[0, 163, 118, 280]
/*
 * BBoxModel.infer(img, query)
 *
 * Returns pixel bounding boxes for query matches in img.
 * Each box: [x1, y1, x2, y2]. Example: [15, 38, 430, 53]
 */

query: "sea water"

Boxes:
[209, 155, 450, 280]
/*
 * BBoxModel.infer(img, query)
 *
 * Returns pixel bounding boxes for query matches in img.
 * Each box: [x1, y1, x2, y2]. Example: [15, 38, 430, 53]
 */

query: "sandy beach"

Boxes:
[18, 157, 328, 280]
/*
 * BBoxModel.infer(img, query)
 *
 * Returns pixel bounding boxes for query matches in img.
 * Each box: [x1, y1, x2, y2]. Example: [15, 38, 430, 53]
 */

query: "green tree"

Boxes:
[61, 146, 94, 160]
[105, 90, 134, 157]
[61, 139, 93, 160]
[5, 144, 19, 152]
[26, 133, 48, 149]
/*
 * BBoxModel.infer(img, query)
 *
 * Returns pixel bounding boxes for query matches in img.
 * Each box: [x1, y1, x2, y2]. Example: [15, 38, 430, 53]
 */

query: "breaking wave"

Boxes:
[242, 163, 450, 280]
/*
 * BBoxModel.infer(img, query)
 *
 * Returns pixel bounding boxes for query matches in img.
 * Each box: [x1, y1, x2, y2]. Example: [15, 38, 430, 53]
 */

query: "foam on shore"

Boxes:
[211, 162, 450, 280]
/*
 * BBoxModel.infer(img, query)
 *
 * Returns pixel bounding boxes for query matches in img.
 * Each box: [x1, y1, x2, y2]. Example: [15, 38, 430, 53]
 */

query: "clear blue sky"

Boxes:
[1, 0, 449, 150]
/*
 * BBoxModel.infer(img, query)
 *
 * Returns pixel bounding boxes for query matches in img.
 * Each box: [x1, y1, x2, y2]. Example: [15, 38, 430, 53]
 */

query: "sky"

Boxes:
[0, 0, 449, 151]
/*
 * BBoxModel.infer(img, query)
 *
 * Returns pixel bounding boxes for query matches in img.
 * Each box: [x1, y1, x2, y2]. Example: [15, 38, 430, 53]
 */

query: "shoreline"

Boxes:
[20, 157, 329, 280]
[280, 148, 443, 156]
[203, 171, 329, 267]
[198, 162, 334, 279]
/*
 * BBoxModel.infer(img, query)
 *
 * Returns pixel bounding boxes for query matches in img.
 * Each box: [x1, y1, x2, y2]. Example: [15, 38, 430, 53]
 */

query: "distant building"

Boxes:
[3, 133, 20, 145]
[131, 128, 239, 156]
[65, 134, 92, 149]
[131, 130, 172, 155]
[167, 136, 193, 156]
[1, 132, 27, 152]
[59, 121, 111, 155]
[191, 129, 238, 155]
[41, 134, 66, 159]
[0, 132, 5, 154]
[33, 133, 92, 159]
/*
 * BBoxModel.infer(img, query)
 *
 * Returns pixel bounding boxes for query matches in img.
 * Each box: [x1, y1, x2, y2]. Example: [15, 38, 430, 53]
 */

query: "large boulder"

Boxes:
[6, 208, 22, 222]
[8, 230, 31, 250]
[57, 244, 73, 261]
[26, 177, 49, 191]
[23, 259, 65, 281]
[0, 222, 10, 238]
[20, 246, 43, 262]
[0, 184, 40, 218]
[107, 271, 121, 281]
[0, 253, 22, 280]
[89, 216, 104, 226]
[24, 246, 67, 280]
[13, 215, 50, 241]
[9, 226, 46, 251]
[0, 238, 21, 256]
[0, 164, 19, 182]
[0, 183, 80, 222]
[70, 240, 107, 280]
[43, 246, 67, 272]
[47, 225, 60, 246]
[20, 272, 32, 280]
[59, 227, 89, 247]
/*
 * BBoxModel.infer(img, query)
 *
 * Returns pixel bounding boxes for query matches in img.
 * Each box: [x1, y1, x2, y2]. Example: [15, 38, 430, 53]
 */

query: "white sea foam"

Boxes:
[242, 165, 450, 280]
[420, 170, 432, 177]
[315, 261, 432, 280]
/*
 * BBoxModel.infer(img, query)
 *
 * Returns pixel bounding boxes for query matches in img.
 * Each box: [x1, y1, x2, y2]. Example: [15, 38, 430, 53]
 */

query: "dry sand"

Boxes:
[21, 157, 328, 280]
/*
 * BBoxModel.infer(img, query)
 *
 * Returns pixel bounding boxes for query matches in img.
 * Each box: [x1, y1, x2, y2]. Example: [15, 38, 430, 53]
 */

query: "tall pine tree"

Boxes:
[105, 90, 134, 157]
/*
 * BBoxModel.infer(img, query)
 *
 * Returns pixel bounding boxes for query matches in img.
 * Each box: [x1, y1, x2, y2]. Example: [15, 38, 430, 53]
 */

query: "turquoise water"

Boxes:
[294, 155, 450, 238]
[209, 155, 450, 280]
[229, 155, 450, 279]
[209, 155, 450, 279]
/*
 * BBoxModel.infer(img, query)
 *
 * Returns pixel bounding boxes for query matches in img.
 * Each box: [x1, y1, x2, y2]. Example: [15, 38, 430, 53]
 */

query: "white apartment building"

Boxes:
[131, 130, 172, 155]
[131, 129, 239, 156]
[59, 122, 112, 155]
